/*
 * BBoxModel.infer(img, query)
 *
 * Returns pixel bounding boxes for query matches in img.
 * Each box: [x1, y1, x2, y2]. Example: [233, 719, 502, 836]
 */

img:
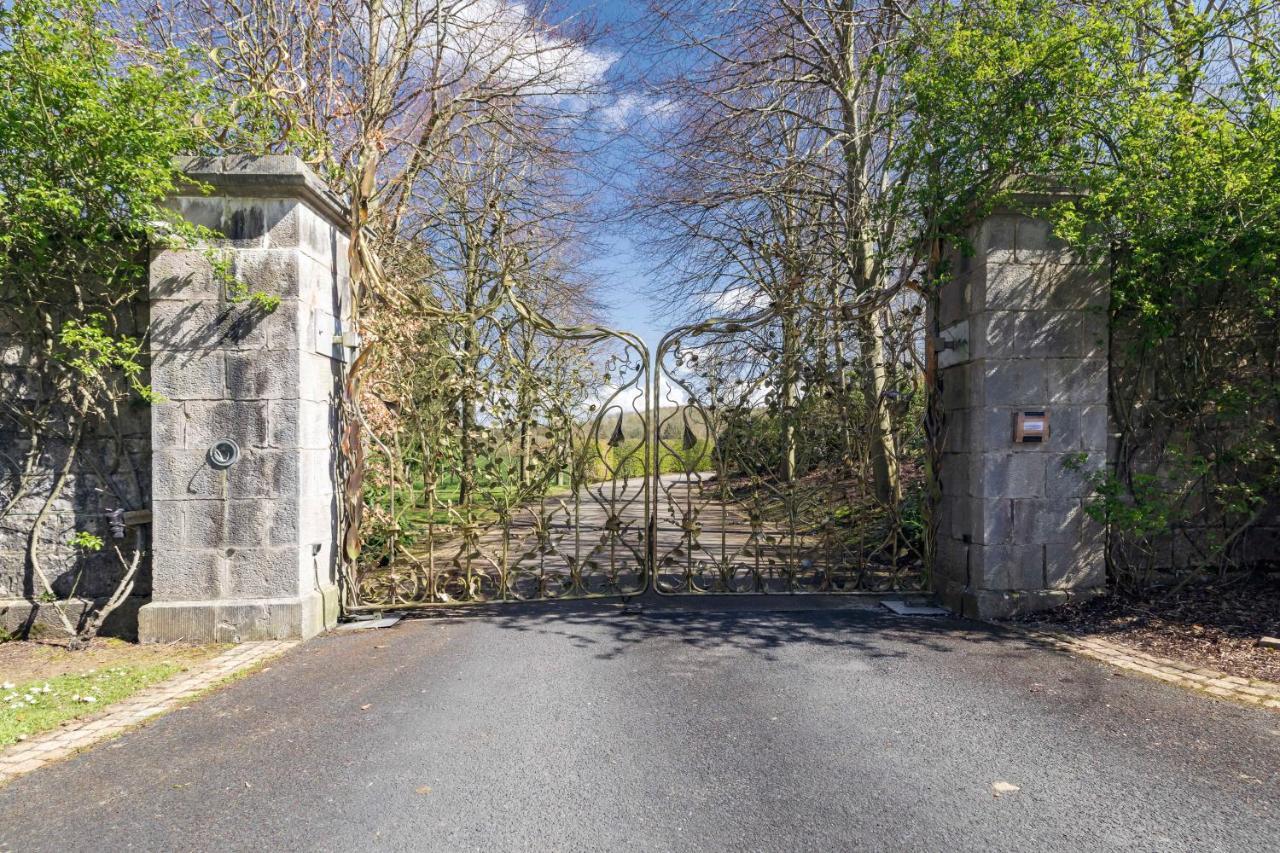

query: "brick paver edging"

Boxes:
[0, 641, 296, 786]
[1013, 627, 1280, 711]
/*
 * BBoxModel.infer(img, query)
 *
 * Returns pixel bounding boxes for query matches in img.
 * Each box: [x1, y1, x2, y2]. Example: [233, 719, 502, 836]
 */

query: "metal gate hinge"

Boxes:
[333, 331, 362, 348]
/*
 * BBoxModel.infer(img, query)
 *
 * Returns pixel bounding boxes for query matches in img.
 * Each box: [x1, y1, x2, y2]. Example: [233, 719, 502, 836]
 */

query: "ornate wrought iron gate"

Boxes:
[348, 294, 926, 611]
[651, 301, 927, 596]
[347, 290, 651, 610]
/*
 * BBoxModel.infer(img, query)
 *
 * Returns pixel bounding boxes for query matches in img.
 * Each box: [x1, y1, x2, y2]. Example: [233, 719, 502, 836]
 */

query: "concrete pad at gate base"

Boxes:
[334, 615, 402, 632]
[882, 600, 951, 617]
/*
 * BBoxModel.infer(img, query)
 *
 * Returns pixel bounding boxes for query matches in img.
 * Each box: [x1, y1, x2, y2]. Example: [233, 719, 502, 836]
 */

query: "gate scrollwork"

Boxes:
[348, 283, 650, 610]
[653, 298, 928, 596]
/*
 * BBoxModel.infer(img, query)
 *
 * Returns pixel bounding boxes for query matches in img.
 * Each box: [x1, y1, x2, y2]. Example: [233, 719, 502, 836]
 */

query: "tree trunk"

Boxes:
[837, 1, 899, 504]
[856, 311, 899, 504]
[780, 305, 799, 483]
[517, 328, 536, 488]
[458, 317, 478, 510]
[70, 542, 143, 651]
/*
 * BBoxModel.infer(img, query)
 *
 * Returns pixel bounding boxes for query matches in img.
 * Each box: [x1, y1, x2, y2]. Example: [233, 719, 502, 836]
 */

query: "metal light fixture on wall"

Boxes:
[207, 439, 242, 469]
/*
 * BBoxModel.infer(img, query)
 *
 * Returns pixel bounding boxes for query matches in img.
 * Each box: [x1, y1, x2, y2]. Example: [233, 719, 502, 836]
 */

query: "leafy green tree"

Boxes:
[0, 0, 213, 644]
[1060, 2, 1280, 582]
[1, 0, 213, 398]
[900, 0, 1280, 584]
[894, 0, 1124, 250]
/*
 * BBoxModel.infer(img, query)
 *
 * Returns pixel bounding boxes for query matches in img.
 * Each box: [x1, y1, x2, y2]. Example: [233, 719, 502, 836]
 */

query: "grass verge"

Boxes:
[1, 663, 180, 747]
[0, 638, 226, 748]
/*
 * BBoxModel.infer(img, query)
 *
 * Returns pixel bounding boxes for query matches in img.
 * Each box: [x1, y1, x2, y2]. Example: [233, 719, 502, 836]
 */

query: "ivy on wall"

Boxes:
[899, 0, 1280, 587]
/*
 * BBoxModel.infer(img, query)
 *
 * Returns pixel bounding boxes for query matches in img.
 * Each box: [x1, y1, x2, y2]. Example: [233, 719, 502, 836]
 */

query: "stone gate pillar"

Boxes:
[138, 156, 350, 642]
[934, 192, 1110, 618]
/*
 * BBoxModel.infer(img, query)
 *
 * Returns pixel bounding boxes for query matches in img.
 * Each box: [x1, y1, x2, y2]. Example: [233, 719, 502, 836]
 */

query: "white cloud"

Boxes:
[705, 286, 770, 315]
[424, 0, 616, 99]
[599, 93, 678, 131]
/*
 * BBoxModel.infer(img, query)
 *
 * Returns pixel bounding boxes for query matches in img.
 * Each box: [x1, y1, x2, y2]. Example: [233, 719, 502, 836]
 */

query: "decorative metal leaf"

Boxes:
[608, 411, 625, 448]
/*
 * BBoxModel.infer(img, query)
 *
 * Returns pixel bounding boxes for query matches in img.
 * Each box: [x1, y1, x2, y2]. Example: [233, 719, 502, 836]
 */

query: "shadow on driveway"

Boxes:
[405, 595, 1027, 663]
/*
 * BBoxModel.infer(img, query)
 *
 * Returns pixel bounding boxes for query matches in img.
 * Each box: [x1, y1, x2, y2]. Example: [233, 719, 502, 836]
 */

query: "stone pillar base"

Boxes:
[138, 587, 338, 643]
[936, 582, 1104, 620]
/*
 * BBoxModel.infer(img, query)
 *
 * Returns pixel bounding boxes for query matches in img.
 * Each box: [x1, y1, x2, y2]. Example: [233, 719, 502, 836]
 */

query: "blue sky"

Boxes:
[555, 0, 668, 348]
[592, 232, 663, 347]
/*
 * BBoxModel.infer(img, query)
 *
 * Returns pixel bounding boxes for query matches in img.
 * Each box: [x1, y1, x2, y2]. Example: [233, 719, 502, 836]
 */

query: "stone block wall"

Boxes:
[1, 296, 152, 636]
[934, 196, 1110, 618]
[1108, 321, 1280, 574]
[138, 156, 349, 642]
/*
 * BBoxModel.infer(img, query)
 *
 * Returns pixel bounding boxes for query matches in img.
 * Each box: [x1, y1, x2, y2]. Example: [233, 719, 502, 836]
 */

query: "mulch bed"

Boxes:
[0, 638, 218, 685]
[1017, 572, 1280, 683]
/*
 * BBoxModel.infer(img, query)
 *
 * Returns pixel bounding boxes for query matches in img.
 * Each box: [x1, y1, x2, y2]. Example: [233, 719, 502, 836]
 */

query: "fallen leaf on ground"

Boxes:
[360, 703, 372, 711]
[416, 785, 432, 795]
[991, 782, 1020, 796]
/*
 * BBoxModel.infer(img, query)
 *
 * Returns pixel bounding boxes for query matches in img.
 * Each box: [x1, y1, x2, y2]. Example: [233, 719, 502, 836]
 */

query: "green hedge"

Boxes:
[585, 439, 715, 479]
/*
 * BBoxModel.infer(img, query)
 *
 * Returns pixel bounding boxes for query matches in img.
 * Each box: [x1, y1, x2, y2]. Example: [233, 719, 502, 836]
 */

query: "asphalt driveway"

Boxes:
[1, 599, 1277, 852]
